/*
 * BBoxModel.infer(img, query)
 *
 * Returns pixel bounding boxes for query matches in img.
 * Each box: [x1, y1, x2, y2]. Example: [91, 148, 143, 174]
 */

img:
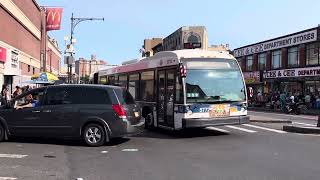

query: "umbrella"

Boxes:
[31, 72, 59, 82]
[21, 79, 55, 85]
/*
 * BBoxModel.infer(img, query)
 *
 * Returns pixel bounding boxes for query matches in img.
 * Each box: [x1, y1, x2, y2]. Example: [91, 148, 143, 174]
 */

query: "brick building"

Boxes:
[143, 26, 209, 56]
[0, 0, 61, 93]
[233, 26, 320, 97]
[75, 55, 107, 79]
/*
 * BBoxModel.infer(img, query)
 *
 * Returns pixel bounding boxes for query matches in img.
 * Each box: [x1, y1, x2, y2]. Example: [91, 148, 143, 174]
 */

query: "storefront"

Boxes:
[233, 26, 320, 99]
[243, 71, 263, 95]
[263, 66, 320, 95]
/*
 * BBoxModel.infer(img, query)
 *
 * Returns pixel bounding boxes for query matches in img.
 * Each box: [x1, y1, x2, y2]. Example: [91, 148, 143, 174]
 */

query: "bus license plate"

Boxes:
[209, 104, 230, 117]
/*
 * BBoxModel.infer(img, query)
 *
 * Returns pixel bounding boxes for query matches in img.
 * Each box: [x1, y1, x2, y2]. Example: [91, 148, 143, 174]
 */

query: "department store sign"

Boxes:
[264, 66, 320, 79]
[234, 29, 317, 57]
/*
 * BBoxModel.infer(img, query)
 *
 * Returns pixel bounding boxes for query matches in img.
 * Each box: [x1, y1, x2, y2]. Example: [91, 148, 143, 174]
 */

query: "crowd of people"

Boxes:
[0, 84, 35, 106]
[250, 90, 320, 111]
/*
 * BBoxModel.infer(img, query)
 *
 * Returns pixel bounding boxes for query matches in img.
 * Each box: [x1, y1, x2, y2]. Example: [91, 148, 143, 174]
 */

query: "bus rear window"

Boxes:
[114, 88, 135, 105]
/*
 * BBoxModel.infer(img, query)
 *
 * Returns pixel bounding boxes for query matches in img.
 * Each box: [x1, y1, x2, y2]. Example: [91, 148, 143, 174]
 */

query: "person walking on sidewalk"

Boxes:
[280, 91, 286, 111]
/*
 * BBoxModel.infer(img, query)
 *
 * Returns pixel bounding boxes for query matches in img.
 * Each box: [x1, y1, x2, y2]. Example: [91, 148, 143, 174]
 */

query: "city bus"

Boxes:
[93, 49, 249, 130]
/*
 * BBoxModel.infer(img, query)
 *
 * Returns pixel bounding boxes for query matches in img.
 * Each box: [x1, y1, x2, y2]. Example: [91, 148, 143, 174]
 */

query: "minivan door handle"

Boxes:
[32, 110, 41, 113]
[43, 109, 52, 113]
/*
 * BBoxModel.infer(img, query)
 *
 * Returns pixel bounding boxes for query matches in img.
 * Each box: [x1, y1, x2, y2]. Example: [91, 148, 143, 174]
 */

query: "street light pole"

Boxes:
[66, 13, 104, 83]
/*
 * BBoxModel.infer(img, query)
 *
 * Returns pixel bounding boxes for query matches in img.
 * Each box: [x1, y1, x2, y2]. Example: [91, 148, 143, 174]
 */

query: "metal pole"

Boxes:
[317, 115, 320, 127]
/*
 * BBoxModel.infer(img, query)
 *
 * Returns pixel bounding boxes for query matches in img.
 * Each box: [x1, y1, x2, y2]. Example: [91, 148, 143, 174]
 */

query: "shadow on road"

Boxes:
[130, 128, 228, 139]
[5, 137, 131, 147]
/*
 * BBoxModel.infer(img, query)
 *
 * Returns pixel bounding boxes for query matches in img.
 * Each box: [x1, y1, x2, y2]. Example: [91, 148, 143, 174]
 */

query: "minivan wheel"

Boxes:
[83, 124, 106, 147]
[0, 123, 5, 142]
[145, 112, 154, 129]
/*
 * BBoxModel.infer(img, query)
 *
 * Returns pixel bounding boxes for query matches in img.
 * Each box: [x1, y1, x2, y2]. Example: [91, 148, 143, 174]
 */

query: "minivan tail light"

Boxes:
[112, 104, 127, 118]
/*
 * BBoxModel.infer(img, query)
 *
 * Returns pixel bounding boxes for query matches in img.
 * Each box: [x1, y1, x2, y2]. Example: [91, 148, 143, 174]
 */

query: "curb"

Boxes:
[248, 108, 320, 116]
[251, 120, 292, 123]
[283, 125, 320, 134]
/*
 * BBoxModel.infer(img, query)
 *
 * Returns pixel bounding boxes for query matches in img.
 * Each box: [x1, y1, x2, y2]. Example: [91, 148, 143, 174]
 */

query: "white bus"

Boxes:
[93, 49, 249, 130]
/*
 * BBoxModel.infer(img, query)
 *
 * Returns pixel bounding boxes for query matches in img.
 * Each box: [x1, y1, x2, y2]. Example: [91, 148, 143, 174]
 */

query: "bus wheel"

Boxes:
[145, 112, 154, 129]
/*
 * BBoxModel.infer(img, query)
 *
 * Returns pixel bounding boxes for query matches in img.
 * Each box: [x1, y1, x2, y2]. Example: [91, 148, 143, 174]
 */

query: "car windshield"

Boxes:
[186, 68, 246, 103]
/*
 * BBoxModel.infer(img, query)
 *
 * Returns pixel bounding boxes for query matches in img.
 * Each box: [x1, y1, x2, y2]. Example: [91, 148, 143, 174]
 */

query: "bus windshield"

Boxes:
[186, 67, 246, 103]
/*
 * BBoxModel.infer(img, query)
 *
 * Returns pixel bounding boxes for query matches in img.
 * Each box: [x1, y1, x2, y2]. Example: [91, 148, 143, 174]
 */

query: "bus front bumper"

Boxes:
[182, 115, 250, 128]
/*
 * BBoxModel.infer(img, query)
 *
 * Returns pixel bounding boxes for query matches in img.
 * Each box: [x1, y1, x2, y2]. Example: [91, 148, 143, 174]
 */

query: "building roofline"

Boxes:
[233, 26, 319, 51]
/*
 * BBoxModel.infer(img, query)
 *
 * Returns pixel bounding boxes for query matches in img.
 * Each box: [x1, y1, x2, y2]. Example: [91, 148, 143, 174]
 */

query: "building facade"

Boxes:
[233, 26, 320, 97]
[75, 54, 107, 78]
[0, 0, 61, 93]
[162, 26, 208, 51]
[143, 38, 163, 57]
[143, 26, 209, 57]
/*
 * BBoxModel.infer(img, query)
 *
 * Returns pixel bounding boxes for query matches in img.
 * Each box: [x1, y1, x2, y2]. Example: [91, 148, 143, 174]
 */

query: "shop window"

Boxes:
[246, 55, 253, 71]
[272, 50, 282, 69]
[288, 46, 299, 67]
[306, 42, 320, 66]
[128, 73, 139, 100]
[140, 71, 154, 101]
[258, 53, 266, 70]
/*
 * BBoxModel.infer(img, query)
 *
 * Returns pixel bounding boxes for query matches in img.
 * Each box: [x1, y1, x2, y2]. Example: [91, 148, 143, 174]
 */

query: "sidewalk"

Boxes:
[248, 106, 320, 116]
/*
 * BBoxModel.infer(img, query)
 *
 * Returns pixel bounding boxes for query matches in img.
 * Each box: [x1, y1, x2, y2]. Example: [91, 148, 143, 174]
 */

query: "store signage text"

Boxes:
[243, 71, 260, 84]
[264, 66, 320, 79]
[234, 29, 317, 57]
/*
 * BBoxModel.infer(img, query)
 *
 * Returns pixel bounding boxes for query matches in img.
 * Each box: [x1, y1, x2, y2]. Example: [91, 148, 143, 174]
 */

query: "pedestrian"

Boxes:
[12, 86, 22, 98]
[280, 91, 286, 111]
[1, 84, 11, 106]
[305, 93, 311, 109]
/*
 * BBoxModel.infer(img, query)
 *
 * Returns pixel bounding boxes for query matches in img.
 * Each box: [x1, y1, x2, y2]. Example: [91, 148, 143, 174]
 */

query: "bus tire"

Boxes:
[145, 112, 154, 129]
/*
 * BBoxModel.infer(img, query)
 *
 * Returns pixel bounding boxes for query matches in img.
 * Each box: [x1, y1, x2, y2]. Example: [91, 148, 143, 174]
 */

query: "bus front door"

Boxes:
[157, 69, 175, 128]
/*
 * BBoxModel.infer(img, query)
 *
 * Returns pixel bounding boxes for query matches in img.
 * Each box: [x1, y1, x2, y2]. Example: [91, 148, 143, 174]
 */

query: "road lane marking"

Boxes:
[0, 154, 28, 158]
[121, 149, 139, 152]
[292, 122, 316, 126]
[101, 151, 108, 154]
[243, 124, 287, 134]
[225, 125, 257, 133]
[206, 127, 230, 133]
[0, 177, 17, 180]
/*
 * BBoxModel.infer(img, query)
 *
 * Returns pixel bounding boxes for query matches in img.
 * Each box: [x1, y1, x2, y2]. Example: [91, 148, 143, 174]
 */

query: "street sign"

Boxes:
[65, 44, 75, 54]
[64, 56, 75, 65]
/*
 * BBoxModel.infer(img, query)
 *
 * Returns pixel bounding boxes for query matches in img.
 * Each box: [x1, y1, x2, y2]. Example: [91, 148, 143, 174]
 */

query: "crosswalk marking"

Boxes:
[243, 124, 287, 134]
[292, 122, 316, 126]
[225, 125, 257, 133]
[0, 177, 17, 180]
[206, 127, 230, 133]
[0, 154, 28, 159]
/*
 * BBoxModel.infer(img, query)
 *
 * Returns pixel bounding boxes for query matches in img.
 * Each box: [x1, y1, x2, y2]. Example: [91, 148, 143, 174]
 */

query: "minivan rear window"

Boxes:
[114, 88, 135, 105]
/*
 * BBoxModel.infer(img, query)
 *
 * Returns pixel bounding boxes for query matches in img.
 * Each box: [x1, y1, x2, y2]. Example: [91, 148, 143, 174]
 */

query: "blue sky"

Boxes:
[37, 0, 320, 65]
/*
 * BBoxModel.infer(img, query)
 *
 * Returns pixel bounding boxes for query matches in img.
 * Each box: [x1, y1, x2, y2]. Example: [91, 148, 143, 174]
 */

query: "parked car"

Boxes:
[0, 84, 143, 146]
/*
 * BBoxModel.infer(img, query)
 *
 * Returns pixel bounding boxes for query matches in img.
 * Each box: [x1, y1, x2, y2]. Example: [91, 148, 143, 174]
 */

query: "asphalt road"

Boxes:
[0, 111, 320, 180]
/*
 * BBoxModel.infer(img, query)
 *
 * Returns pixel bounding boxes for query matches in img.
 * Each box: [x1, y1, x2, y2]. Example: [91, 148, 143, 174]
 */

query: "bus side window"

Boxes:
[118, 74, 128, 89]
[140, 71, 154, 102]
[129, 73, 139, 100]
[108, 76, 115, 85]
